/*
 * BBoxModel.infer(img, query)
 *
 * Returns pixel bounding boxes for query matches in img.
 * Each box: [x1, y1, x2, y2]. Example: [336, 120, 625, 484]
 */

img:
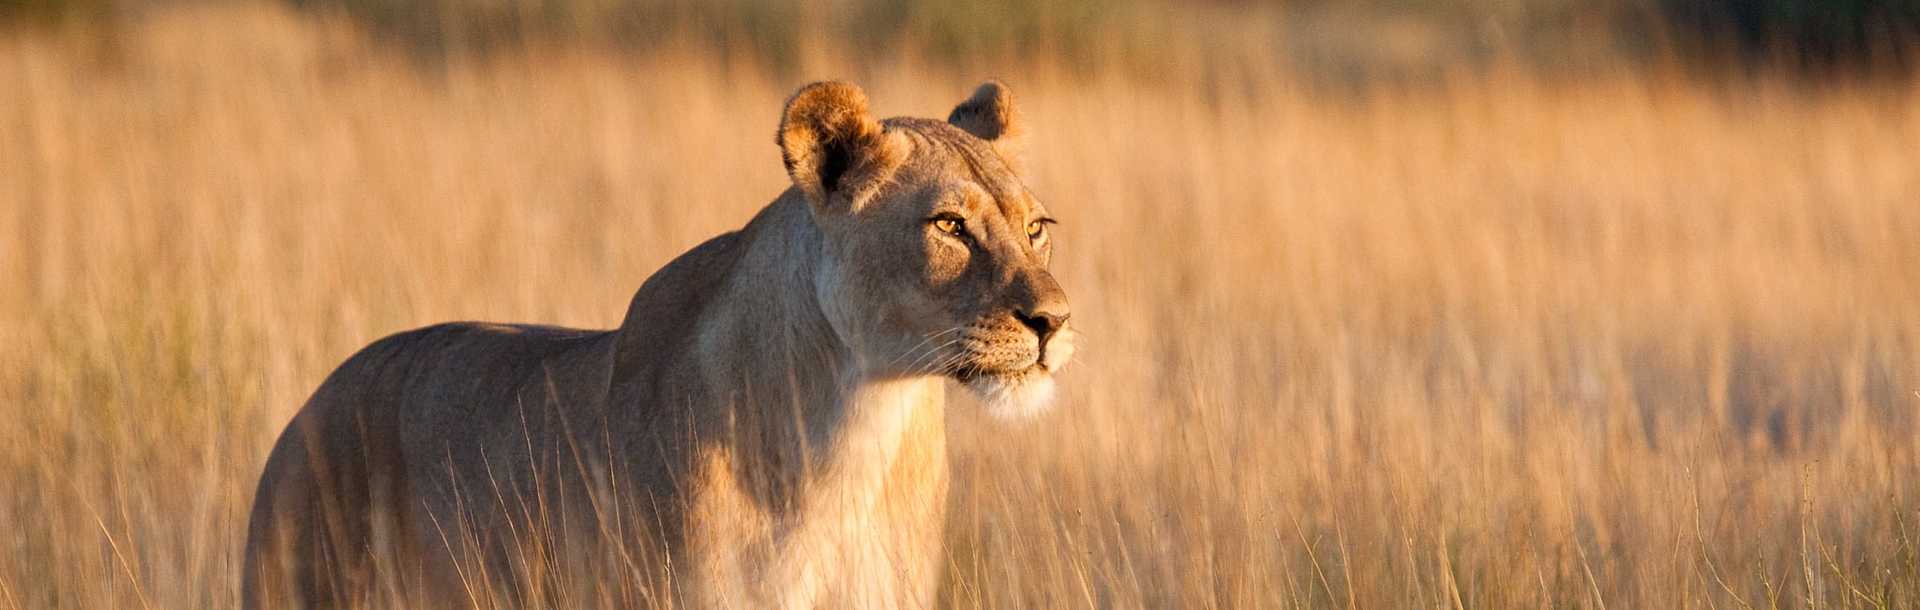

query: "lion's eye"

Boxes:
[1025, 221, 1045, 240]
[932, 218, 962, 236]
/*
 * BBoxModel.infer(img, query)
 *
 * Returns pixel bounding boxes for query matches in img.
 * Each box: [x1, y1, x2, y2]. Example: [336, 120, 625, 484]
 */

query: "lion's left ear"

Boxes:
[947, 80, 1025, 171]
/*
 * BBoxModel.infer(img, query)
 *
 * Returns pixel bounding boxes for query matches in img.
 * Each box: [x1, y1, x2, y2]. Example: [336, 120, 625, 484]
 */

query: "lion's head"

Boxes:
[777, 80, 1074, 419]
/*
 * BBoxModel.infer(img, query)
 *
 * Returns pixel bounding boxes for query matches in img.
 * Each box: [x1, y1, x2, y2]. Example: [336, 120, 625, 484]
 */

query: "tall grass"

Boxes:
[3, 4, 1919, 608]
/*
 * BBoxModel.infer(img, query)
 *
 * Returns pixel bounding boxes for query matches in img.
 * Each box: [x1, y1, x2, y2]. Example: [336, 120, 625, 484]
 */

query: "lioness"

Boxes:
[242, 81, 1073, 609]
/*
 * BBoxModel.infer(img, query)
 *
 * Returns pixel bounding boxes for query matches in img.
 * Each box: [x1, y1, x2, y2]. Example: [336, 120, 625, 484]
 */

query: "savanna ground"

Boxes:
[3, 3, 1919, 608]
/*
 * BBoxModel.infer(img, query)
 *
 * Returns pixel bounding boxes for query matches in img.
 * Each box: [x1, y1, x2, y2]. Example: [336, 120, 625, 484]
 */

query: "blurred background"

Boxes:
[2, 1, 1918, 608]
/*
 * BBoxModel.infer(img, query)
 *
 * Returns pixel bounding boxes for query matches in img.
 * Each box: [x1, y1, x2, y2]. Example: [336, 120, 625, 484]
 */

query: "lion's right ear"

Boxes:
[778, 81, 905, 212]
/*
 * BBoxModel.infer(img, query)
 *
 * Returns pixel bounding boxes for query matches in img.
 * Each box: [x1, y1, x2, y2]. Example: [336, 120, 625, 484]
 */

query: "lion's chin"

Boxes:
[961, 370, 1057, 421]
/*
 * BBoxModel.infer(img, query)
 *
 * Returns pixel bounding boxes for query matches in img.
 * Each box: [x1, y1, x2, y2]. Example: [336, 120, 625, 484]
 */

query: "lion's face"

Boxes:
[778, 82, 1074, 418]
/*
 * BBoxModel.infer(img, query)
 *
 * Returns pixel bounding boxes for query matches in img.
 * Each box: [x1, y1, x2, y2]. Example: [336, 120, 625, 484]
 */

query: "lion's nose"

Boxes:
[1015, 307, 1069, 343]
[1012, 270, 1070, 343]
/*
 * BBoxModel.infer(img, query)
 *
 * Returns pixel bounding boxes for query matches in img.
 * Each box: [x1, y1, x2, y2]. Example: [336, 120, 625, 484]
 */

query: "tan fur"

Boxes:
[946, 81, 1026, 171]
[242, 81, 1073, 609]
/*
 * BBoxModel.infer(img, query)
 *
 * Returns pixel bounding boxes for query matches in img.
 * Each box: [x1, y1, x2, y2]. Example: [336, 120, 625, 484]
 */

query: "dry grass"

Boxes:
[3, 4, 1920, 608]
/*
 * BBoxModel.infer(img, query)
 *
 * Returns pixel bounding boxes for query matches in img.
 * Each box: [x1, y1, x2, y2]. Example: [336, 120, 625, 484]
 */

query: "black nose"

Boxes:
[1015, 308, 1069, 342]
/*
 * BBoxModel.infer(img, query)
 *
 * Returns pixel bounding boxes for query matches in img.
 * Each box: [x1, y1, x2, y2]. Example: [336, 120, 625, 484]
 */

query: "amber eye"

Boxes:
[1026, 220, 1048, 240]
[932, 218, 962, 236]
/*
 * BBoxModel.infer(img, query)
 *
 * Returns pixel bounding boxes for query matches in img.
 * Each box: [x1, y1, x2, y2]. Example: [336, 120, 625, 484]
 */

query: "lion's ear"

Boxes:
[778, 81, 905, 211]
[947, 80, 1024, 169]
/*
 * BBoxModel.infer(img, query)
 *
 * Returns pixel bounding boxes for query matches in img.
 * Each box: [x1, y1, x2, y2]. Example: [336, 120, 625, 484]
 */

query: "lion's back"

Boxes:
[242, 321, 616, 608]
[303, 321, 612, 468]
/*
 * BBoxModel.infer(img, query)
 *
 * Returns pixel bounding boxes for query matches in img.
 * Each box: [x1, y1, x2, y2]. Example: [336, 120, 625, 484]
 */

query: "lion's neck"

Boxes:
[613, 193, 948, 489]
[688, 196, 931, 433]
[663, 194, 948, 604]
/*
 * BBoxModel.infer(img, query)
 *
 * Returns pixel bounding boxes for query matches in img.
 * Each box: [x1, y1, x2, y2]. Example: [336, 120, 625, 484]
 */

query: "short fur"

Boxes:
[242, 81, 1074, 609]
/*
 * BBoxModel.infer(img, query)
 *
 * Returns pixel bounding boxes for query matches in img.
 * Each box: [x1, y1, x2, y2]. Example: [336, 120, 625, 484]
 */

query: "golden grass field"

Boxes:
[3, 5, 1919, 608]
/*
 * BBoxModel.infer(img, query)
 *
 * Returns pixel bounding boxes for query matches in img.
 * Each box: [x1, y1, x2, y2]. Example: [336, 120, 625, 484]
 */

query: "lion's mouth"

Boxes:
[947, 328, 1074, 420]
[948, 326, 1075, 382]
[952, 361, 1042, 383]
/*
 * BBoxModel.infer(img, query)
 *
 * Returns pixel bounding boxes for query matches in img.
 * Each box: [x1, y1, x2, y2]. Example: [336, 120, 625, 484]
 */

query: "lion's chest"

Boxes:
[681, 387, 950, 609]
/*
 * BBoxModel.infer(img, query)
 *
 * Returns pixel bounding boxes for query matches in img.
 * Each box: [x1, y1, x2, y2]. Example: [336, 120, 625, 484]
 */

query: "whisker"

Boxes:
[917, 350, 972, 378]
[918, 345, 971, 377]
[899, 337, 966, 377]
[884, 327, 965, 369]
